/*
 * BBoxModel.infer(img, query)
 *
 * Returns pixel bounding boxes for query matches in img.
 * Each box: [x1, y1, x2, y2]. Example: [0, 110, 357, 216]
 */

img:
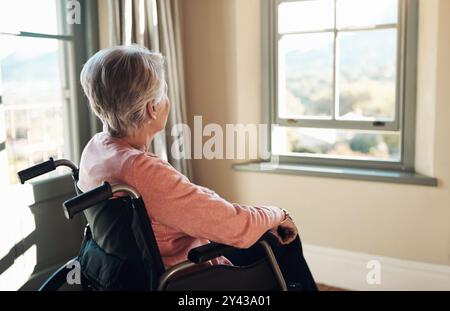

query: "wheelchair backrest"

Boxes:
[77, 191, 165, 290]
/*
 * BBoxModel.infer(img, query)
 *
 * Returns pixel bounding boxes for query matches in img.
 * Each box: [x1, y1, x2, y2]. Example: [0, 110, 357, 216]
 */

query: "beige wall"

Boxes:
[181, 0, 450, 266]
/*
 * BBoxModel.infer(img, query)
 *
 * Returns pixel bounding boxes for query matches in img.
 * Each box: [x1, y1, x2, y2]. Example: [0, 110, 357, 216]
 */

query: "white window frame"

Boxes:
[262, 0, 419, 171]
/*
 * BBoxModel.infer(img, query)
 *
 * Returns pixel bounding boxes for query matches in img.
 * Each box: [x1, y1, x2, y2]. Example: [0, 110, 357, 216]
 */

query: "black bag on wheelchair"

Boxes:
[75, 194, 165, 291]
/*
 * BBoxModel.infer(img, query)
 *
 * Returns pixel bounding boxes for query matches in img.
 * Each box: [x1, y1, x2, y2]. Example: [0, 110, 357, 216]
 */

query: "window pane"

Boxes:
[0, 83, 7, 188]
[273, 126, 401, 161]
[337, 0, 398, 29]
[278, 0, 334, 33]
[337, 29, 397, 121]
[278, 33, 334, 118]
[0, 35, 68, 184]
[0, 0, 69, 35]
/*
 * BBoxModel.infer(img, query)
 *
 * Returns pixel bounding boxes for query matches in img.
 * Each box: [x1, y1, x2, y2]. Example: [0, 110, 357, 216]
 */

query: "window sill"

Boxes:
[232, 161, 438, 187]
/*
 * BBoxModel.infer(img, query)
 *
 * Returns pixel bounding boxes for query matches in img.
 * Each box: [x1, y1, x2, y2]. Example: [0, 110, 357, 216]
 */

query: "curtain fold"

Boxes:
[104, 0, 192, 179]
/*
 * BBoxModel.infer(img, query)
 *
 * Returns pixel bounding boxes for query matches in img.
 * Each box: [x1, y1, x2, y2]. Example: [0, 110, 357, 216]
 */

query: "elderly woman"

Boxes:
[78, 45, 317, 291]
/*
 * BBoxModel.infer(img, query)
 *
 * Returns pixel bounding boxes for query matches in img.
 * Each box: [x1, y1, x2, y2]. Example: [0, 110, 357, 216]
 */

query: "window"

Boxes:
[0, 0, 96, 184]
[264, 0, 418, 171]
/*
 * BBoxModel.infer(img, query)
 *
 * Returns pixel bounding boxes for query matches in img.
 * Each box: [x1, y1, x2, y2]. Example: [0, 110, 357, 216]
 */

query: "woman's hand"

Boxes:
[277, 218, 298, 244]
[271, 218, 298, 245]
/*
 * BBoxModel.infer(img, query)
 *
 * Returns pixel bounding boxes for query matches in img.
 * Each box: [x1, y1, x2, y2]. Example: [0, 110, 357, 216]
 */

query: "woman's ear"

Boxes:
[147, 101, 157, 120]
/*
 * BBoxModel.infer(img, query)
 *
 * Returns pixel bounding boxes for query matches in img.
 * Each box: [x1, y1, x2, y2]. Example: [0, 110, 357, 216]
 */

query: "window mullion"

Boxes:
[0, 31, 72, 41]
[277, 117, 398, 131]
[332, 0, 337, 122]
[277, 24, 397, 37]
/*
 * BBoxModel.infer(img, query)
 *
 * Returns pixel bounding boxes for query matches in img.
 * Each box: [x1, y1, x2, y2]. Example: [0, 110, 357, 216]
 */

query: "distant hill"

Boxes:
[285, 29, 397, 81]
[1, 50, 61, 83]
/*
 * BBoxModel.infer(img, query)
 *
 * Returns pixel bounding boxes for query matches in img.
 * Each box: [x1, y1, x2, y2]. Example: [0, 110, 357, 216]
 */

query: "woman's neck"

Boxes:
[122, 129, 156, 152]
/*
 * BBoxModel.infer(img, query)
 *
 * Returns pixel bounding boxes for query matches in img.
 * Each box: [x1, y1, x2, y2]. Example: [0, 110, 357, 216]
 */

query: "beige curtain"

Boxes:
[106, 0, 192, 179]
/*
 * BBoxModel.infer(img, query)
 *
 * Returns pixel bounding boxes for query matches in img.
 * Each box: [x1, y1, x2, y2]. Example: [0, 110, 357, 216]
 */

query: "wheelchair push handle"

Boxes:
[63, 182, 113, 219]
[17, 158, 79, 184]
[18, 158, 56, 184]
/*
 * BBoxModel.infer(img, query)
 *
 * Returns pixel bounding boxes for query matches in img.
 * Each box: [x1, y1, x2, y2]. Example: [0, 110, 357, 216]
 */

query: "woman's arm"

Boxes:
[131, 153, 286, 248]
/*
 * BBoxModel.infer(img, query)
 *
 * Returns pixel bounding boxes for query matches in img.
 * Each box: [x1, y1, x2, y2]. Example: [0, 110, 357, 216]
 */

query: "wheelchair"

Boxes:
[18, 158, 288, 291]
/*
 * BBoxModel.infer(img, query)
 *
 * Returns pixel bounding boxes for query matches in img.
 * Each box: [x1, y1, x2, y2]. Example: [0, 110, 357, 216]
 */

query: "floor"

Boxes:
[317, 283, 347, 291]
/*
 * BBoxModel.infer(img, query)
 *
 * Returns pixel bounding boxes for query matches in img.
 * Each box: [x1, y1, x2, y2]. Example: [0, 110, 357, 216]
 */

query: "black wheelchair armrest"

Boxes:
[187, 242, 235, 264]
[187, 231, 281, 264]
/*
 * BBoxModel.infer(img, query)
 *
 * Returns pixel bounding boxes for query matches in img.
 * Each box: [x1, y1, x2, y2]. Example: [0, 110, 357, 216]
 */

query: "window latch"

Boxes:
[373, 121, 386, 127]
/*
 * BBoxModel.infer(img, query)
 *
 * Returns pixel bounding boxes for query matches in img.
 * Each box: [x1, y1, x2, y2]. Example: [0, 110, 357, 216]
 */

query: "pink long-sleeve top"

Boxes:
[77, 132, 285, 269]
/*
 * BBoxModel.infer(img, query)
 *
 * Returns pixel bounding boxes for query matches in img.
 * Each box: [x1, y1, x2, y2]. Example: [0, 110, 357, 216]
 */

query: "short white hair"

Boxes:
[80, 45, 165, 137]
